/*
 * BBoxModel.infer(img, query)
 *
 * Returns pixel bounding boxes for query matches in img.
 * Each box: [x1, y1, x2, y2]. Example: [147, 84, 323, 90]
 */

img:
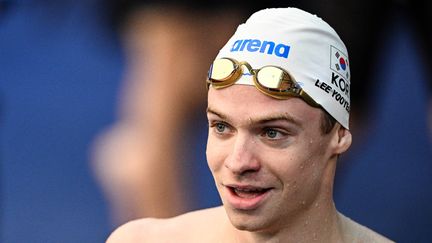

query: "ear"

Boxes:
[333, 125, 352, 154]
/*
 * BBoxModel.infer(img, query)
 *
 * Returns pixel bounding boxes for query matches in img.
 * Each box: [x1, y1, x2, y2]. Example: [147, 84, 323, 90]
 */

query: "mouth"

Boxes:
[230, 186, 271, 198]
[224, 184, 273, 210]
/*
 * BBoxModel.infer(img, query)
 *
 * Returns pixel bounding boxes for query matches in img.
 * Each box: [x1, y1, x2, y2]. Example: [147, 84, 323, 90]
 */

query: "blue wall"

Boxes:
[334, 14, 432, 242]
[1, 1, 122, 242]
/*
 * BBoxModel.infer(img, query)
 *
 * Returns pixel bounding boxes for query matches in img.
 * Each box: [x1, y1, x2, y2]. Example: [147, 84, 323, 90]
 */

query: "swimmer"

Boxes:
[107, 7, 394, 242]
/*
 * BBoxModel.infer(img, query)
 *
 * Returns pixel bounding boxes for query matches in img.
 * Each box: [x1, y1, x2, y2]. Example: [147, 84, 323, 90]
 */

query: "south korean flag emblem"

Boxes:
[330, 46, 350, 80]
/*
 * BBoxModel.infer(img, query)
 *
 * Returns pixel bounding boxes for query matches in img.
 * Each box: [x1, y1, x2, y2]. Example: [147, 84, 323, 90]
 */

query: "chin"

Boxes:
[232, 220, 264, 232]
[225, 207, 274, 232]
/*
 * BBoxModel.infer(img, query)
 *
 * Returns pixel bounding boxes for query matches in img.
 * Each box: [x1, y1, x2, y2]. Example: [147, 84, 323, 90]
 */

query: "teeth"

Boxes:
[233, 187, 267, 199]
[235, 188, 263, 193]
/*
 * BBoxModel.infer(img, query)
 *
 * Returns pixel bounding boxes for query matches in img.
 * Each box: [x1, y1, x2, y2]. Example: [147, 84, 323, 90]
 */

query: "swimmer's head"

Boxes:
[208, 7, 351, 129]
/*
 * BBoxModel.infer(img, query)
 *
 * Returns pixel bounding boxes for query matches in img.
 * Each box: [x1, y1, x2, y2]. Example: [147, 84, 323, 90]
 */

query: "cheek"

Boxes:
[274, 156, 304, 184]
[269, 143, 325, 188]
[285, 144, 329, 196]
[206, 136, 225, 174]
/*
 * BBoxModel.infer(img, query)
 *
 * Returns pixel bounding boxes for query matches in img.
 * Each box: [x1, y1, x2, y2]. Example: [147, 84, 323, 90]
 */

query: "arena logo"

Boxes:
[230, 39, 290, 58]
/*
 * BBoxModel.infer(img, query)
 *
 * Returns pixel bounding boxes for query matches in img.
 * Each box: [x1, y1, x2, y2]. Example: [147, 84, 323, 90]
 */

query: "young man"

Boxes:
[107, 7, 393, 242]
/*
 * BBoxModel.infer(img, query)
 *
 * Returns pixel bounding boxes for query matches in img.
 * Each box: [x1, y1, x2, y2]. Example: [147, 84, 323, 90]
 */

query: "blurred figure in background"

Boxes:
[91, 2, 244, 223]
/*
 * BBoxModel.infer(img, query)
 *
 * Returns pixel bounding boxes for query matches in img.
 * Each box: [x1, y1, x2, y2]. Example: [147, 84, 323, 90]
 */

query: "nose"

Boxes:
[224, 134, 261, 175]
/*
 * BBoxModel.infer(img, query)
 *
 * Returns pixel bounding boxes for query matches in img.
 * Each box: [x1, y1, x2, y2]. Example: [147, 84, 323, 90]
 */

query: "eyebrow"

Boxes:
[207, 107, 231, 123]
[255, 113, 303, 128]
[206, 106, 303, 128]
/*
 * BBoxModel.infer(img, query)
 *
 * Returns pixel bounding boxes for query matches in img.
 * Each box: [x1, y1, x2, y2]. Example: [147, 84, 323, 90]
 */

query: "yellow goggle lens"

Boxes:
[209, 58, 236, 81]
[256, 66, 285, 89]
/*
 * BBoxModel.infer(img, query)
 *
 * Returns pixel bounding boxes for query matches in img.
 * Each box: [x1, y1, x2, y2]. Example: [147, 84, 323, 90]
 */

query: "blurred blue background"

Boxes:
[1, 1, 122, 242]
[333, 13, 432, 242]
[1, 1, 431, 243]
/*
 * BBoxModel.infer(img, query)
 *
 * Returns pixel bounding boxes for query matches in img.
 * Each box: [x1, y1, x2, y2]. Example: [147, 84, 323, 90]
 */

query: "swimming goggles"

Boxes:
[206, 57, 320, 108]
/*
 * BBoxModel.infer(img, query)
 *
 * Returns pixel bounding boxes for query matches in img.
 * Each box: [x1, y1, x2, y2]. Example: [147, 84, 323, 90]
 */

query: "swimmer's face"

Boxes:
[206, 84, 348, 233]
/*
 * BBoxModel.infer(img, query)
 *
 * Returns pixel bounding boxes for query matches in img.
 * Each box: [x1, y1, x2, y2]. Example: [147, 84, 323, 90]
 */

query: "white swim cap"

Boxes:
[214, 7, 351, 129]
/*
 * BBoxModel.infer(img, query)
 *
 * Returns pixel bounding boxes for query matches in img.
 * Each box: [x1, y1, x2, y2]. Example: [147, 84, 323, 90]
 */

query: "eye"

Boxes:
[262, 128, 285, 140]
[215, 123, 227, 133]
[266, 129, 278, 138]
[209, 121, 232, 137]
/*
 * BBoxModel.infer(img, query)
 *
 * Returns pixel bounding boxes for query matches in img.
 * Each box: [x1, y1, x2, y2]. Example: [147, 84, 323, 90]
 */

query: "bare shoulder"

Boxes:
[338, 213, 395, 243]
[106, 206, 227, 243]
[106, 217, 159, 243]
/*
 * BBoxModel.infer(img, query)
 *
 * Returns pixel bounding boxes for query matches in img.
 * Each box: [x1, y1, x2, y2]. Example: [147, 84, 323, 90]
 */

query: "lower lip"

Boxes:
[225, 186, 271, 211]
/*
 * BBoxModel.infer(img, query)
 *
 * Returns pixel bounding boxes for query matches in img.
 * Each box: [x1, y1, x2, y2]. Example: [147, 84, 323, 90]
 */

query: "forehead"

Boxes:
[207, 85, 322, 126]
